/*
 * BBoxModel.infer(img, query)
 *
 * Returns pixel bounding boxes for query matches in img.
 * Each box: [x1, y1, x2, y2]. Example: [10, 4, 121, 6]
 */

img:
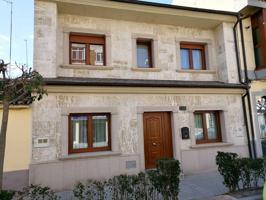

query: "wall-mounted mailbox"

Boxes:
[181, 127, 190, 139]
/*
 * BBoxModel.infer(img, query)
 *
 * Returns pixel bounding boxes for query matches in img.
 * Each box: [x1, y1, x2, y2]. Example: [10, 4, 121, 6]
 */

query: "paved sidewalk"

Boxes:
[179, 170, 228, 200]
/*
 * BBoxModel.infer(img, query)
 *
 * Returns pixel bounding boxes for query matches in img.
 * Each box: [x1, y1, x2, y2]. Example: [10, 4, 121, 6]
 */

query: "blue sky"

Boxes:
[0, 0, 171, 68]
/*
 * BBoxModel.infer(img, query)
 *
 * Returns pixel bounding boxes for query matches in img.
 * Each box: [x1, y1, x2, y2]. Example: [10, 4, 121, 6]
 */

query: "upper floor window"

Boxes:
[251, 9, 266, 69]
[69, 113, 111, 154]
[137, 39, 153, 68]
[194, 111, 221, 144]
[70, 33, 105, 66]
[180, 43, 206, 70]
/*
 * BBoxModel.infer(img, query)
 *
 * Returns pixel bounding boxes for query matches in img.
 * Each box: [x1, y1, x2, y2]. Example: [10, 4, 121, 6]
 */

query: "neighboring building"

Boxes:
[32, 0, 250, 190]
[1, 106, 31, 190]
[239, 0, 266, 157]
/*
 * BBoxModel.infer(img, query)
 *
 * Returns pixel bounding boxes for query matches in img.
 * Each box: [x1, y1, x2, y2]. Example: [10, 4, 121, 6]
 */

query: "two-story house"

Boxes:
[31, 0, 250, 190]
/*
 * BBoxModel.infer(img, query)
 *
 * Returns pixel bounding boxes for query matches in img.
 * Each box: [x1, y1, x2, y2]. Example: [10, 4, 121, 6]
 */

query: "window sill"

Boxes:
[176, 69, 216, 74]
[60, 64, 114, 70]
[190, 142, 233, 149]
[131, 67, 161, 72]
[58, 151, 121, 160]
[0, 105, 30, 109]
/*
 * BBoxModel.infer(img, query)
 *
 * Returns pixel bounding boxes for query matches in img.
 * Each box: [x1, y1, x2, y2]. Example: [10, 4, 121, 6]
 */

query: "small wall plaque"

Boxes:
[34, 137, 49, 148]
[126, 160, 137, 169]
[179, 106, 187, 111]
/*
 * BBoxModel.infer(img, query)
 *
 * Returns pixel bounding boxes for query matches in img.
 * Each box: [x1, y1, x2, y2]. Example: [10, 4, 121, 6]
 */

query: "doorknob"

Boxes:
[152, 142, 157, 146]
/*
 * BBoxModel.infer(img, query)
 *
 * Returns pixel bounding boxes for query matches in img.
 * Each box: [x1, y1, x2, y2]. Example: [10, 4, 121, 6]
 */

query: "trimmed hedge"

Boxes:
[216, 151, 265, 192]
[73, 158, 181, 200]
[0, 185, 60, 200]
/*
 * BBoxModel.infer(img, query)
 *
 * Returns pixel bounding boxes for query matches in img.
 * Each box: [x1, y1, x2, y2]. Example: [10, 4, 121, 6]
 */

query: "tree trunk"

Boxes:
[0, 100, 9, 190]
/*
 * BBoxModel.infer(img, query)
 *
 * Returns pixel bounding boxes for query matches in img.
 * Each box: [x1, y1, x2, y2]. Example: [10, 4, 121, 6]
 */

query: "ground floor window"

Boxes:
[194, 111, 222, 144]
[69, 113, 111, 154]
[256, 96, 266, 156]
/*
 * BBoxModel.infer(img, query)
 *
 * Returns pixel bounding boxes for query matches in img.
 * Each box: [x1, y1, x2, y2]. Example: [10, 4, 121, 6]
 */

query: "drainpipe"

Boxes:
[237, 16, 257, 158]
[233, 14, 252, 158]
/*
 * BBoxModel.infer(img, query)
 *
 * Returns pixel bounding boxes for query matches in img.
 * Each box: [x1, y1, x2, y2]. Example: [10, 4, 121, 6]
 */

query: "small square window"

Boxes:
[180, 43, 206, 70]
[137, 40, 153, 68]
[70, 33, 105, 66]
[194, 111, 221, 144]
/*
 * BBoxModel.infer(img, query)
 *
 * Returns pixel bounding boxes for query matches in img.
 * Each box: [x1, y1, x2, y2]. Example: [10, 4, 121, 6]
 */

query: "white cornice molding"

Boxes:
[45, 85, 245, 95]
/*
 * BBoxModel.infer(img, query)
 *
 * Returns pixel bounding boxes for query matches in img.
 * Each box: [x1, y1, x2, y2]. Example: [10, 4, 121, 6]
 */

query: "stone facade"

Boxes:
[32, 0, 250, 190]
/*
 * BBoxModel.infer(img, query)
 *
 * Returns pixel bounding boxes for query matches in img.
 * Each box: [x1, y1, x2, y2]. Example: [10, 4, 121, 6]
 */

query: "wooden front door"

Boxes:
[143, 112, 173, 169]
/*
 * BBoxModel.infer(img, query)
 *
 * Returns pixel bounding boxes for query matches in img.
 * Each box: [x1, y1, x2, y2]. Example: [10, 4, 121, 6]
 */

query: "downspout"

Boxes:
[239, 17, 257, 158]
[233, 14, 252, 157]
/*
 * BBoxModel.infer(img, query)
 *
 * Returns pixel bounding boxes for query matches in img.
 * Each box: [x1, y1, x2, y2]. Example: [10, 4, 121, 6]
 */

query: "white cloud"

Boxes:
[0, 34, 10, 61]
[0, 34, 10, 43]
[28, 34, 34, 40]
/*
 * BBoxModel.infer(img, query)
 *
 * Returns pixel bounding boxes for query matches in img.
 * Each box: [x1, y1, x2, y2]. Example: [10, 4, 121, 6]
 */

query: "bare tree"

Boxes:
[0, 60, 46, 189]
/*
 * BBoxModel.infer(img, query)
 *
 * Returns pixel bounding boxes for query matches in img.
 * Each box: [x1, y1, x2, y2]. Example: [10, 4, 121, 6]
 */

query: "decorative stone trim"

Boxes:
[58, 151, 122, 160]
[0, 105, 30, 109]
[190, 142, 233, 149]
[60, 64, 114, 70]
[136, 106, 179, 114]
[176, 69, 216, 74]
[131, 67, 161, 72]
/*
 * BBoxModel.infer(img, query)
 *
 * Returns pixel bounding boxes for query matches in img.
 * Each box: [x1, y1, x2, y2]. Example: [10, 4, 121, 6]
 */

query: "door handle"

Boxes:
[152, 142, 157, 146]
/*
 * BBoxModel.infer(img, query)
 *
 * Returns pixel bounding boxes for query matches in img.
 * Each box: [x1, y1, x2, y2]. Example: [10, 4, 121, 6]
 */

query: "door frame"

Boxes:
[136, 106, 181, 171]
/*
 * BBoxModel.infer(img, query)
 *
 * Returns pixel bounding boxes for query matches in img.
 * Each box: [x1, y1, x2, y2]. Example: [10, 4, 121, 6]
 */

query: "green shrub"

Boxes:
[216, 152, 266, 192]
[148, 158, 180, 200]
[73, 180, 107, 200]
[216, 151, 240, 192]
[0, 190, 15, 200]
[239, 158, 253, 189]
[13, 184, 59, 200]
[250, 158, 264, 188]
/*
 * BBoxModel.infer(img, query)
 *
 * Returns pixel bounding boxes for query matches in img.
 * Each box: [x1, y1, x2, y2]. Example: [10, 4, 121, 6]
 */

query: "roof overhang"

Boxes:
[240, 0, 266, 16]
[38, 0, 237, 29]
[44, 77, 248, 89]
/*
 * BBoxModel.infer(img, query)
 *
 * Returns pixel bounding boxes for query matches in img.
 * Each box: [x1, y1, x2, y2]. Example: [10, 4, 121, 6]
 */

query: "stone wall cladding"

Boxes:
[33, 0, 242, 83]
[56, 14, 227, 81]
[32, 92, 247, 163]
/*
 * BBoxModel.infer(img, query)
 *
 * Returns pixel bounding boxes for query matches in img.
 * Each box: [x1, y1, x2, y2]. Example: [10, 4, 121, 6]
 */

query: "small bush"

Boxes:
[216, 152, 266, 192]
[0, 190, 15, 200]
[13, 184, 59, 200]
[148, 158, 180, 200]
[238, 158, 253, 189]
[216, 151, 240, 192]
